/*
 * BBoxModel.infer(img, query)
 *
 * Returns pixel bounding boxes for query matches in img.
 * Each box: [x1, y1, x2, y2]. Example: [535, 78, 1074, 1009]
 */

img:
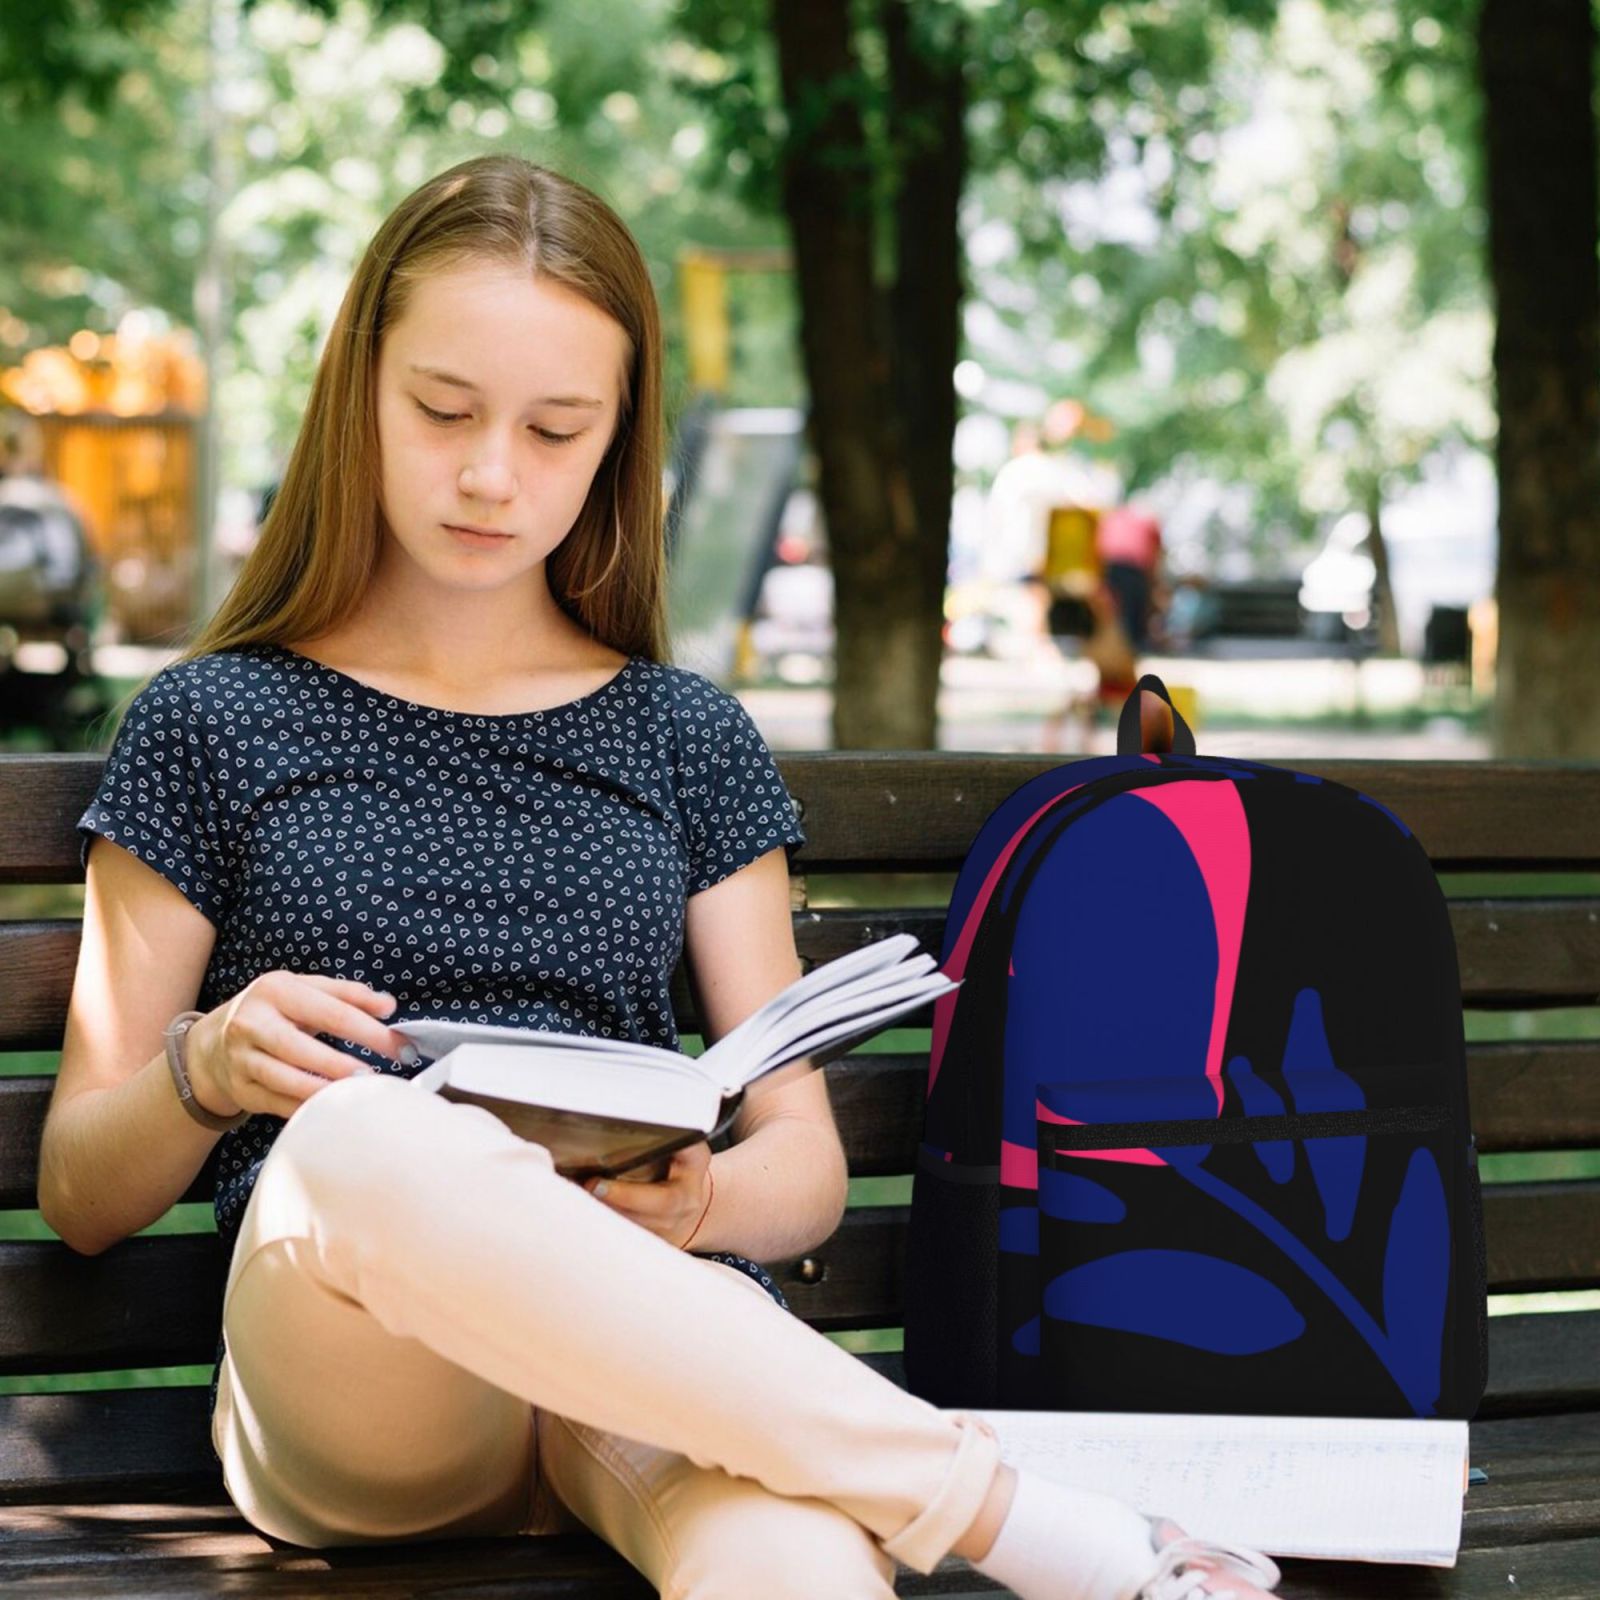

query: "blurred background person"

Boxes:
[1094, 497, 1164, 655]
[1039, 575, 1138, 753]
[980, 402, 1119, 662]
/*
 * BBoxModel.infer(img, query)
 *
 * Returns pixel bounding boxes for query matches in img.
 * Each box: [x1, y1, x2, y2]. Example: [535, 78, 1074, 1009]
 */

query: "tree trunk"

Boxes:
[1365, 477, 1401, 657]
[1479, 0, 1600, 757]
[884, 0, 966, 747]
[770, 0, 929, 748]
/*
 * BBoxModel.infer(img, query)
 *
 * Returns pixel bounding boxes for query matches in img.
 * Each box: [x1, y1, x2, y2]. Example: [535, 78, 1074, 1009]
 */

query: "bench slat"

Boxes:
[0, 1479, 653, 1598]
[0, 1385, 217, 1505]
[785, 1041, 1600, 1168]
[1, 1388, 1596, 1599]
[858, 1309, 1600, 1423]
[3, 895, 1597, 1053]
[2, 1193, 1595, 1375]
[7, 754, 1600, 879]
[0, 1556, 655, 1600]
[779, 1188, 1600, 1312]
[6, 1036, 1598, 1210]
[0, 1235, 226, 1374]
[4, 1532, 1599, 1600]
[12, 1536, 1600, 1600]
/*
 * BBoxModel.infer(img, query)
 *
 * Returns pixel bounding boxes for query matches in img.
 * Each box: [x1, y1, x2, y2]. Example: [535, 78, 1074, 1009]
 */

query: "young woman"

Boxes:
[43, 156, 1282, 1600]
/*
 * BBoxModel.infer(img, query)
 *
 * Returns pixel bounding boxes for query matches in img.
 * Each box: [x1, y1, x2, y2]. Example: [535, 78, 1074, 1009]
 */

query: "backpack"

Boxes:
[902, 675, 1487, 1422]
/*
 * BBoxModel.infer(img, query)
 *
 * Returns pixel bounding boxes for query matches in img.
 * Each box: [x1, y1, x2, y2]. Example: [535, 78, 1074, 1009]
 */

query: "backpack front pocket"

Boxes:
[1032, 1066, 1463, 1418]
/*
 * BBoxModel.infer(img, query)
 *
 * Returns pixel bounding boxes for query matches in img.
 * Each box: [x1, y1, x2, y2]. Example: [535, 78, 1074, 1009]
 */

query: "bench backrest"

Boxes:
[2, 751, 1598, 1492]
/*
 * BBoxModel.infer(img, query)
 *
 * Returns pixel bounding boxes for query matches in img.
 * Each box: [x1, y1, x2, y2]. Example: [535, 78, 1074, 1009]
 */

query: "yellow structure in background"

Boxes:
[678, 251, 731, 395]
[1, 327, 205, 417]
[675, 246, 794, 685]
[0, 324, 204, 641]
[1042, 505, 1102, 591]
[677, 246, 790, 395]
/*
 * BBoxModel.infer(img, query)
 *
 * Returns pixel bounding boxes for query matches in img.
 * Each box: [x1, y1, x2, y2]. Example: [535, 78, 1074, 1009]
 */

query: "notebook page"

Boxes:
[971, 1410, 1468, 1568]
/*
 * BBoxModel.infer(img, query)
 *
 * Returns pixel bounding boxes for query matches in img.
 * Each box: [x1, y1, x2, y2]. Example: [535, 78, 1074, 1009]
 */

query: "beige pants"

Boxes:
[211, 1072, 1004, 1597]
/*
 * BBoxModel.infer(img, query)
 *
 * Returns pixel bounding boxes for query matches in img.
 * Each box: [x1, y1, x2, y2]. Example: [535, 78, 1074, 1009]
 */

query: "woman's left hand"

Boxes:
[583, 1141, 712, 1248]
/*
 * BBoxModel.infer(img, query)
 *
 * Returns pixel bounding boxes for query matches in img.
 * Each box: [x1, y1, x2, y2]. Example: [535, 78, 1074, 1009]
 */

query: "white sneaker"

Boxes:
[1134, 1515, 1283, 1599]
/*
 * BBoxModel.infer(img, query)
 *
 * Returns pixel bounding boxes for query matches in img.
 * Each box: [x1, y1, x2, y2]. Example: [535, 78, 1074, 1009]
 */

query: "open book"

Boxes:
[391, 932, 959, 1182]
[971, 1410, 1471, 1568]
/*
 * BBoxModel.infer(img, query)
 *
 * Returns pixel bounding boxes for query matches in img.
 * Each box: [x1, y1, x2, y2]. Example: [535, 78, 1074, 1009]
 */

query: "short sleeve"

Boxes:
[682, 691, 807, 895]
[77, 667, 236, 926]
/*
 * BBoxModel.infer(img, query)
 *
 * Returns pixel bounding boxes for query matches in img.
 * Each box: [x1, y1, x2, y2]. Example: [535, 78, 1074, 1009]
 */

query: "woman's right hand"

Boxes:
[186, 972, 413, 1122]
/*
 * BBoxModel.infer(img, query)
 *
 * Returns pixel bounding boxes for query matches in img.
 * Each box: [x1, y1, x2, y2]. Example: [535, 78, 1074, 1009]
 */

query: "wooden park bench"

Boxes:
[1, 747, 1597, 1595]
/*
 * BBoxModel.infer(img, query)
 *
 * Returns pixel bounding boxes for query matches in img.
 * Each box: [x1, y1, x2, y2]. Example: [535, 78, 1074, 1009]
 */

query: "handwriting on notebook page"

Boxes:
[971, 1410, 1469, 1569]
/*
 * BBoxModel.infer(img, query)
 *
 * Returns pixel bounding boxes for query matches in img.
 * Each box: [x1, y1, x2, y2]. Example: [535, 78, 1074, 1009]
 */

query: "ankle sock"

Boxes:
[970, 1464, 1159, 1600]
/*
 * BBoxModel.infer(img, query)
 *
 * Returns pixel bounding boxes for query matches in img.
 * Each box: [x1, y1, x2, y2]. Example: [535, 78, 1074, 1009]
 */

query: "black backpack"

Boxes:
[903, 677, 1487, 1421]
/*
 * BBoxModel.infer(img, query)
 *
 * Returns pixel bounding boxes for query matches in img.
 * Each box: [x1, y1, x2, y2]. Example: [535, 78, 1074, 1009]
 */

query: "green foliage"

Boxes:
[0, 0, 169, 114]
[0, 1, 210, 343]
[1, 0, 1499, 570]
[960, 0, 1491, 565]
[1, 0, 801, 490]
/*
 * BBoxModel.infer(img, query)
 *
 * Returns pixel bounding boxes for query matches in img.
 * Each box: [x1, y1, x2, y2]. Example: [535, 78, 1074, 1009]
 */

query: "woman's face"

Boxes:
[373, 261, 631, 587]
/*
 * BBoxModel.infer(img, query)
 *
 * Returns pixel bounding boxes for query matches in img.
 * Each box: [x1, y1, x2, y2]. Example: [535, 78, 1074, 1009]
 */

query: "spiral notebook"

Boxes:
[972, 1410, 1470, 1568]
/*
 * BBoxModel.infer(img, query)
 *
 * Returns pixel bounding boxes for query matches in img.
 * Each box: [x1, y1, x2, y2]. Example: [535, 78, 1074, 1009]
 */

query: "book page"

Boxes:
[393, 1017, 677, 1071]
[704, 931, 924, 1067]
[427, 1044, 719, 1130]
[969, 1410, 1468, 1568]
[396, 935, 934, 1095]
[702, 969, 959, 1095]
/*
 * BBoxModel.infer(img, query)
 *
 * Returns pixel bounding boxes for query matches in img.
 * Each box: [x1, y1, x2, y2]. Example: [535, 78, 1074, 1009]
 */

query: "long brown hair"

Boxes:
[140, 155, 668, 718]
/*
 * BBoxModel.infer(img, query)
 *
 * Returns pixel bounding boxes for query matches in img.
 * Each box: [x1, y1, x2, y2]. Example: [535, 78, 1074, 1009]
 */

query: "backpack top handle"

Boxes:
[1116, 673, 1198, 756]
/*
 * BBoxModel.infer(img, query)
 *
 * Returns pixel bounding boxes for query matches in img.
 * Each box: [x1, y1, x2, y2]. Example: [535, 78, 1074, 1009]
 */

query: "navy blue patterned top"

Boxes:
[75, 642, 807, 1430]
